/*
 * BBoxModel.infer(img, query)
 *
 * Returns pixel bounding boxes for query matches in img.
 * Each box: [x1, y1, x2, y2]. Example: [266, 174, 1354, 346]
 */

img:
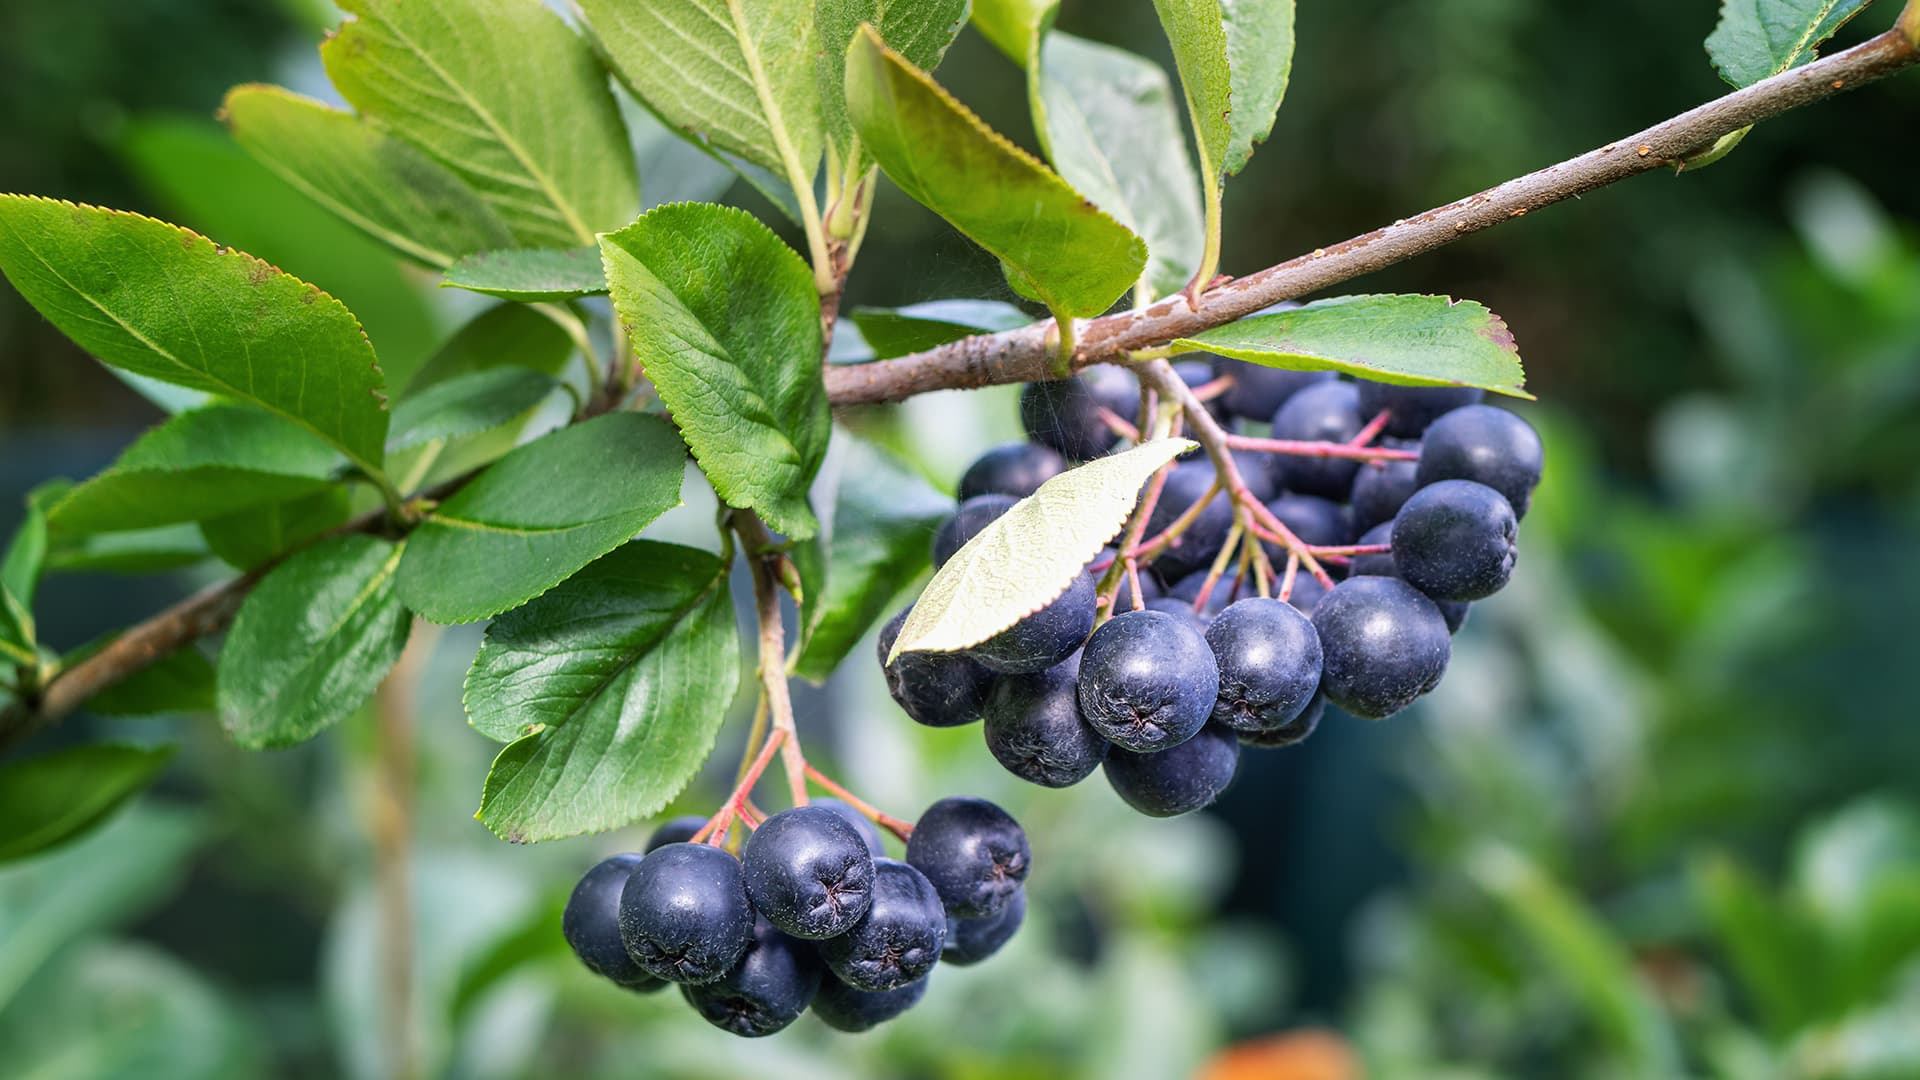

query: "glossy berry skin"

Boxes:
[1104, 723, 1240, 817]
[1019, 368, 1139, 460]
[1077, 609, 1220, 753]
[1310, 576, 1452, 719]
[645, 816, 706, 852]
[1357, 382, 1484, 438]
[932, 494, 1018, 568]
[958, 441, 1066, 501]
[1392, 480, 1518, 602]
[1270, 380, 1364, 498]
[1206, 599, 1323, 735]
[967, 571, 1095, 674]
[1349, 443, 1421, 532]
[1212, 354, 1334, 422]
[1144, 460, 1236, 580]
[1348, 524, 1471, 633]
[818, 859, 948, 991]
[1237, 690, 1325, 749]
[812, 797, 887, 858]
[943, 887, 1027, 966]
[682, 918, 821, 1037]
[563, 854, 662, 991]
[983, 652, 1109, 788]
[811, 970, 930, 1032]
[1415, 404, 1544, 518]
[618, 843, 756, 985]
[878, 607, 992, 727]
[905, 797, 1032, 919]
[742, 807, 876, 940]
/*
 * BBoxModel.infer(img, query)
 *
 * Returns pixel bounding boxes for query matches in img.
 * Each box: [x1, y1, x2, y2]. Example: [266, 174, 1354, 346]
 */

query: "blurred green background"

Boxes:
[4, 1, 1920, 1078]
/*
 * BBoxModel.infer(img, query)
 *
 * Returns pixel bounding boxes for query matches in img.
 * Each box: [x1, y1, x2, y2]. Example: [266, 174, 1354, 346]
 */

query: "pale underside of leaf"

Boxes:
[891, 438, 1195, 659]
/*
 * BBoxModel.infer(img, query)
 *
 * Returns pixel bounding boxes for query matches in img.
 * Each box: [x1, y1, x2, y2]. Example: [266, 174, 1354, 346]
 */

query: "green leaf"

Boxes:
[845, 25, 1147, 319]
[792, 435, 952, 682]
[466, 541, 740, 842]
[322, 0, 638, 248]
[0, 196, 392, 478]
[1707, 0, 1872, 88]
[1694, 854, 1821, 1037]
[579, 0, 823, 185]
[44, 524, 209, 575]
[1151, 0, 1234, 185]
[47, 405, 343, 534]
[816, 0, 969, 171]
[221, 84, 514, 267]
[1220, 0, 1295, 177]
[1172, 294, 1532, 398]
[441, 246, 607, 302]
[845, 299, 1032, 361]
[87, 648, 217, 718]
[217, 534, 411, 749]
[199, 489, 354, 572]
[405, 304, 577, 394]
[396, 413, 686, 623]
[971, 0, 1060, 67]
[387, 369, 558, 451]
[600, 203, 827, 538]
[1033, 33, 1205, 300]
[0, 745, 176, 863]
[892, 438, 1193, 658]
[1, 497, 48, 664]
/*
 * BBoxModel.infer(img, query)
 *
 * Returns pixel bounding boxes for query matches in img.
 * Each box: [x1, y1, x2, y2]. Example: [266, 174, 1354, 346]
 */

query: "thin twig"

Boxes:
[803, 764, 914, 842]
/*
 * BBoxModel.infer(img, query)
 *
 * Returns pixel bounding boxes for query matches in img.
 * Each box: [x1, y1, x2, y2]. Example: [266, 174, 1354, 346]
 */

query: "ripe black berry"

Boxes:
[966, 571, 1095, 675]
[741, 806, 876, 940]
[1391, 480, 1518, 601]
[932, 493, 1018, 568]
[811, 970, 930, 1032]
[618, 842, 755, 985]
[1349, 445, 1421, 532]
[982, 653, 1109, 788]
[1144, 594, 1216, 630]
[905, 797, 1031, 919]
[645, 816, 706, 852]
[682, 918, 821, 1037]
[1164, 571, 1233, 620]
[1270, 380, 1364, 498]
[1206, 598, 1323, 736]
[818, 858, 947, 991]
[943, 887, 1026, 966]
[1415, 404, 1544, 517]
[1356, 381, 1484, 438]
[958, 441, 1066, 500]
[1076, 609, 1220, 753]
[878, 607, 991, 727]
[1103, 723, 1240, 817]
[1310, 576, 1451, 719]
[1265, 492, 1351, 549]
[1348, 523, 1472, 633]
[563, 853, 661, 991]
[812, 797, 887, 858]
[1211, 354, 1334, 422]
[1144, 459, 1236, 580]
[1284, 574, 1328, 615]
[1019, 368, 1139, 461]
[1236, 690, 1325, 749]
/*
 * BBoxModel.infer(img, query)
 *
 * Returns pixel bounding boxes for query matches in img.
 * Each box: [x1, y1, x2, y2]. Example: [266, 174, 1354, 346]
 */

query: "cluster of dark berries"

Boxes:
[562, 796, 1030, 1036]
[880, 358, 1542, 816]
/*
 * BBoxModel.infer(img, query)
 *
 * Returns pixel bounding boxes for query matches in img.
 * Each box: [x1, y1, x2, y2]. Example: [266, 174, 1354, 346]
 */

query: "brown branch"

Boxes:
[5, 25, 1917, 751]
[823, 27, 1920, 407]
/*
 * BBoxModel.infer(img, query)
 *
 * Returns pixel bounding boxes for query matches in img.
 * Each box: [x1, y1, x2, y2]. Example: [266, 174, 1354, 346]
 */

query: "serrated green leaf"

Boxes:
[972, 0, 1059, 67]
[48, 406, 343, 534]
[600, 203, 827, 538]
[845, 299, 1032, 361]
[892, 438, 1193, 658]
[86, 648, 217, 718]
[221, 84, 514, 267]
[1152, 0, 1234, 184]
[405, 304, 577, 394]
[0, 745, 176, 863]
[579, 0, 822, 187]
[322, 0, 638, 248]
[217, 534, 411, 749]
[199, 489, 354, 572]
[387, 369, 558, 451]
[1172, 294, 1532, 398]
[466, 541, 740, 842]
[441, 246, 607, 302]
[846, 25, 1146, 318]
[816, 0, 969, 171]
[1033, 33, 1204, 299]
[1220, 0, 1294, 177]
[793, 435, 953, 682]
[0, 196, 392, 478]
[396, 412, 686, 623]
[1707, 0, 1872, 88]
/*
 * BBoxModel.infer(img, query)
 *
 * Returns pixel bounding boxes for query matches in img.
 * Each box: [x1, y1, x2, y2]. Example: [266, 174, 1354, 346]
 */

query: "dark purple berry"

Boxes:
[1356, 382, 1485, 438]
[1019, 368, 1139, 461]
[932, 494, 1017, 568]
[682, 918, 820, 1037]
[1391, 480, 1518, 601]
[1076, 609, 1220, 753]
[563, 854, 661, 991]
[1103, 723, 1240, 817]
[1206, 598, 1323, 736]
[818, 859, 947, 991]
[618, 843, 755, 985]
[1269, 381, 1364, 498]
[645, 816, 706, 852]
[1415, 404, 1544, 518]
[905, 797, 1031, 919]
[1349, 443, 1422, 532]
[878, 607, 992, 727]
[982, 652, 1109, 788]
[1236, 690, 1325, 749]
[811, 970, 930, 1032]
[1143, 460, 1235, 580]
[958, 441, 1066, 501]
[1310, 576, 1451, 719]
[812, 797, 887, 858]
[967, 571, 1095, 674]
[1211, 353, 1335, 422]
[943, 887, 1026, 966]
[1347, 524, 1471, 633]
[742, 807, 876, 940]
